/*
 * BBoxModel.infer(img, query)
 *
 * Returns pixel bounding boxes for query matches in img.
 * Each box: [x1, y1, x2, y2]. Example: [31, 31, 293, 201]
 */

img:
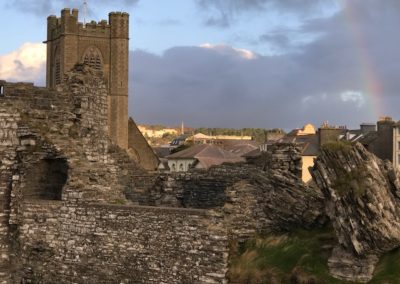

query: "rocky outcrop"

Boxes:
[223, 169, 326, 241]
[311, 142, 400, 282]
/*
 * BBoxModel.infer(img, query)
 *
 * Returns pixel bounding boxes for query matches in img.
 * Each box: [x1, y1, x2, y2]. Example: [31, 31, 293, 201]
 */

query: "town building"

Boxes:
[138, 126, 178, 138]
[166, 144, 244, 172]
[187, 133, 253, 146]
[278, 124, 319, 183]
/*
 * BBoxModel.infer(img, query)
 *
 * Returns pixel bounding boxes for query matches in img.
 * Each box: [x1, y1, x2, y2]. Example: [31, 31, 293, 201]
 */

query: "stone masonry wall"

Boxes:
[18, 201, 228, 284]
[0, 67, 230, 283]
[128, 143, 304, 210]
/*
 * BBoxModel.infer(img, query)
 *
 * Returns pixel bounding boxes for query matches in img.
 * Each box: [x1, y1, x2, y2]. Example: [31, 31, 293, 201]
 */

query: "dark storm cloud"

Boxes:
[130, 0, 400, 129]
[4, 0, 139, 17]
[195, 0, 334, 27]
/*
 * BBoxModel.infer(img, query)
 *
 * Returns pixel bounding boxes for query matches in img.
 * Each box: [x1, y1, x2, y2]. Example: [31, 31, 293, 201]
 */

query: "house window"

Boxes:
[0, 85, 4, 96]
[179, 163, 184, 171]
[171, 163, 176, 172]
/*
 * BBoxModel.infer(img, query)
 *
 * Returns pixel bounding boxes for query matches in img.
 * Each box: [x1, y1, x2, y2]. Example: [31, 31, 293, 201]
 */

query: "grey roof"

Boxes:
[301, 135, 319, 156]
[278, 134, 319, 156]
[166, 144, 245, 168]
[153, 147, 171, 158]
[359, 131, 379, 145]
[224, 143, 259, 156]
[242, 148, 262, 158]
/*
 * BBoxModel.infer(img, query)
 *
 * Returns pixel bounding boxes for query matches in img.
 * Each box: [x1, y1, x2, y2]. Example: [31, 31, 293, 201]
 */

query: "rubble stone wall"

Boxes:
[19, 201, 229, 284]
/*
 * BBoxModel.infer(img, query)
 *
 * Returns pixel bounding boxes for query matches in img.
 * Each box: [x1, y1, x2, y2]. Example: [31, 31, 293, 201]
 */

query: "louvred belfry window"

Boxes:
[83, 47, 103, 70]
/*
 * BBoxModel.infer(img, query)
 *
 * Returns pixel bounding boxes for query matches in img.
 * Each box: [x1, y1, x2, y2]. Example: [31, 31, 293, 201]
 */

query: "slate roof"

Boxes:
[166, 144, 245, 168]
[153, 147, 171, 158]
[278, 134, 319, 156]
[224, 143, 259, 156]
[359, 131, 379, 145]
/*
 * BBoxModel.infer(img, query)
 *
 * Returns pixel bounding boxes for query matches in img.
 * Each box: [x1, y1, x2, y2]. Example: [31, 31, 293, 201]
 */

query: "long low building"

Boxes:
[166, 144, 245, 172]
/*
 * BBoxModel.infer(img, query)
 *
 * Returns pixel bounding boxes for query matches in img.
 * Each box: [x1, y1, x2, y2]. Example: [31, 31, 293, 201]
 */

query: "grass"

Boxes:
[228, 226, 400, 283]
[321, 141, 353, 154]
[332, 168, 367, 197]
[369, 247, 400, 284]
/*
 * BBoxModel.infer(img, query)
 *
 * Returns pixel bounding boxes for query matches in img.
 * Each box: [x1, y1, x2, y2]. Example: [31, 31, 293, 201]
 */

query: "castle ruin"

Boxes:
[45, 8, 129, 149]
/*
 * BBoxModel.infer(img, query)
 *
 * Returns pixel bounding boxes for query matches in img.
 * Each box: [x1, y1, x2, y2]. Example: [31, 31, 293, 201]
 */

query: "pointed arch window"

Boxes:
[54, 46, 61, 85]
[82, 47, 103, 70]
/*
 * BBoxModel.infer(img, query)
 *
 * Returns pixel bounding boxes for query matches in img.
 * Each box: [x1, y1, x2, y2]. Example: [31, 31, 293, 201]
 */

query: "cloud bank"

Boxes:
[0, 42, 46, 85]
[131, 1, 400, 129]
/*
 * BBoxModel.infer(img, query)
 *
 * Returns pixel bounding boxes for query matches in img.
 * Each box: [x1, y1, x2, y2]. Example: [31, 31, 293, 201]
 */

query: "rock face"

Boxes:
[311, 142, 400, 282]
[223, 167, 326, 241]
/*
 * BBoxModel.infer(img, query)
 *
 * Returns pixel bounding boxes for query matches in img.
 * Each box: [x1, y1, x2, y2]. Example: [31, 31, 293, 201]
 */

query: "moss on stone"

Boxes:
[321, 140, 353, 154]
[332, 168, 366, 197]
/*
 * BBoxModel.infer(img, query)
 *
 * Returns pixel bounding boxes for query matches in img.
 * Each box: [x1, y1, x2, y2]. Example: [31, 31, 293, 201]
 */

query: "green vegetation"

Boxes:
[321, 141, 353, 154]
[369, 247, 400, 283]
[111, 198, 126, 205]
[229, 226, 400, 283]
[229, 226, 342, 283]
[332, 168, 367, 197]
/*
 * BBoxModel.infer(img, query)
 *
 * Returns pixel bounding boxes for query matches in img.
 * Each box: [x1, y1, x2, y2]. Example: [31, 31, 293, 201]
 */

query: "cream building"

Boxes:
[279, 123, 318, 183]
[138, 126, 178, 138]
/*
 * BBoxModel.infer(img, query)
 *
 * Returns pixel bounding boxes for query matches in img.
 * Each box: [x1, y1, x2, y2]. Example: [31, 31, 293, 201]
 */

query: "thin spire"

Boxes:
[83, 0, 88, 25]
[181, 121, 184, 135]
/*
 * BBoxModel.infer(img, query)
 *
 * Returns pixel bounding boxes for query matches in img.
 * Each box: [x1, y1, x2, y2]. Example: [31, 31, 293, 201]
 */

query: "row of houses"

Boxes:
[150, 117, 400, 185]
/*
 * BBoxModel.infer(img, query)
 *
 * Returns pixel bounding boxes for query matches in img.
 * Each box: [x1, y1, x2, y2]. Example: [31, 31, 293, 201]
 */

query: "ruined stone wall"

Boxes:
[0, 67, 232, 283]
[128, 143, 304, 209]
[127, 163, 253, 208]
[18, 201, 228, 284]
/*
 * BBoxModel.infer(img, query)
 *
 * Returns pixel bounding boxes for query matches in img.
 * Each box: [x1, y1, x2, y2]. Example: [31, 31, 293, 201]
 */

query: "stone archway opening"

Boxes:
[23, 158, 68, 200]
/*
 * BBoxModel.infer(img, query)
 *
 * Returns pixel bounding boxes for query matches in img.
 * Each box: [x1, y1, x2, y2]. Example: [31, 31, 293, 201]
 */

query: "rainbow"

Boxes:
[340, 0, 383, 119]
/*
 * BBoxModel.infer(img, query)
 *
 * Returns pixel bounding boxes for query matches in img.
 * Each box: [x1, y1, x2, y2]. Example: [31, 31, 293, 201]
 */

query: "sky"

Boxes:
[0, 0, 400, 129]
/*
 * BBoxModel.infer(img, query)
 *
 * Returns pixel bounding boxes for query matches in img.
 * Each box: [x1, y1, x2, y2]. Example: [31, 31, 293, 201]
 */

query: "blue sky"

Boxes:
[1, 0, 400, 129]
[0, 0, 327, 55]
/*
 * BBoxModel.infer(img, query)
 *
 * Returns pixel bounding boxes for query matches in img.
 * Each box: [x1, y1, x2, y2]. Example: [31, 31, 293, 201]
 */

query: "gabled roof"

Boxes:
[166, 144, 245, 167]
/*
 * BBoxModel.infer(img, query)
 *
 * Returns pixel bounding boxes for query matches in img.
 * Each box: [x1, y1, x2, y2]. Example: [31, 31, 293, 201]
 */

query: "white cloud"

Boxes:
[0, 42, 46, 85]
[199, 43, 258, 59]
[340, 90, 365, 108]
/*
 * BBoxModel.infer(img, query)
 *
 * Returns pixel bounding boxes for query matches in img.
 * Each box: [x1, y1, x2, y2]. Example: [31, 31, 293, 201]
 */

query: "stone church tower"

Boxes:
[45, 8, 129, 149]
